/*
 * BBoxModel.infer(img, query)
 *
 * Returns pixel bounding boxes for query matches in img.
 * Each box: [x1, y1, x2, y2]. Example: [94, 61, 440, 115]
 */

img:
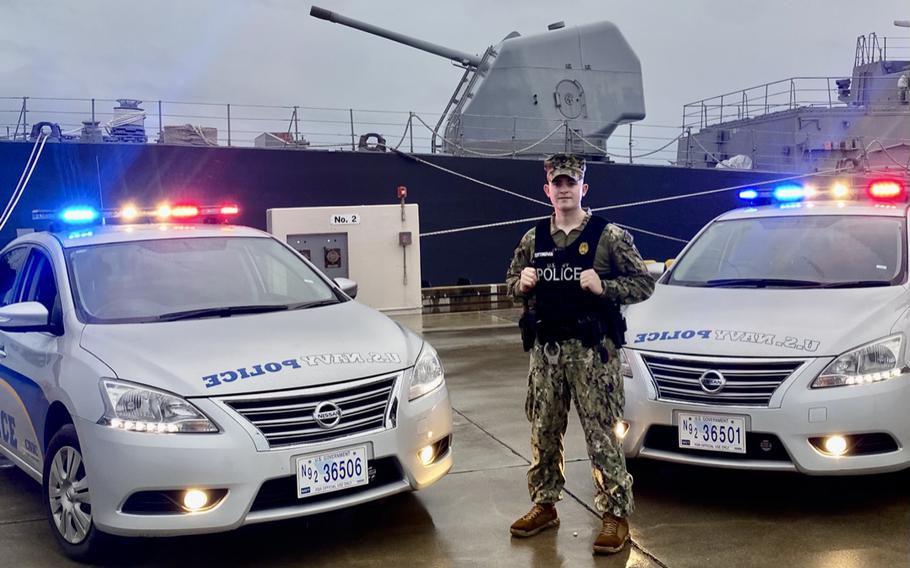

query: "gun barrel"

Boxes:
[310, 5, 482, 68]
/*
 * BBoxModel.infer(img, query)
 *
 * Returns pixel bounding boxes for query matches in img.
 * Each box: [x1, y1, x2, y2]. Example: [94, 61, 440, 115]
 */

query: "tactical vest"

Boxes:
[532, 215, 608, 328]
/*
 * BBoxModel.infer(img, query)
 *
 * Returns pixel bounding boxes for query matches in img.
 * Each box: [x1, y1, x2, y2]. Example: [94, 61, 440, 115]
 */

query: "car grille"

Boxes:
[223, 374, 398, 448]
[640, 354, 805, 407]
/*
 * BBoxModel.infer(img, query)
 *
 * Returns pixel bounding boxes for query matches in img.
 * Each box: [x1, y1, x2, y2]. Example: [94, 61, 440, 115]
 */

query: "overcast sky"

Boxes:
[2, 0, 907, 154]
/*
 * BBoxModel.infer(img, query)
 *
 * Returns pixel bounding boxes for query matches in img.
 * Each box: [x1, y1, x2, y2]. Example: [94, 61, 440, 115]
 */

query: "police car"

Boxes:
[0, 204, 452, 560]
[620, 179, 910, 475]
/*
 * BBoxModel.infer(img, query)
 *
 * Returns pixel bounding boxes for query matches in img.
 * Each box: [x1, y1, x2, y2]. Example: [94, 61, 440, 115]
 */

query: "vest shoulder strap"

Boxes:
[533, 218, 554, 252]
[584, 215, 609, 236]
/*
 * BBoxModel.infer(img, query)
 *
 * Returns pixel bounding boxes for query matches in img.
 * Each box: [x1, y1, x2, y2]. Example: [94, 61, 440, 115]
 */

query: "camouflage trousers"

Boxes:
[524, 338, 633, 518]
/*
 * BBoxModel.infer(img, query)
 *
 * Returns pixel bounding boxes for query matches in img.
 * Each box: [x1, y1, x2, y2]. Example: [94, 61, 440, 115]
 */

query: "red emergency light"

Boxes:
[154, 203, 239, 221]
[170, 205, 200, 218]
[867, 180, 906, 201]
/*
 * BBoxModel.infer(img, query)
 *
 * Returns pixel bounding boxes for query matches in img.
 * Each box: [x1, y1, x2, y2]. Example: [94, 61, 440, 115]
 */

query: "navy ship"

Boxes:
[678, 22, 909, 175]
[0, 9, 906, 286]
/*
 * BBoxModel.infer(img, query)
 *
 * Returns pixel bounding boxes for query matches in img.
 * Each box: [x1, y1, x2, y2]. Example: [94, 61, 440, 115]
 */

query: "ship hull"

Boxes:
[0, 141, 787, 285]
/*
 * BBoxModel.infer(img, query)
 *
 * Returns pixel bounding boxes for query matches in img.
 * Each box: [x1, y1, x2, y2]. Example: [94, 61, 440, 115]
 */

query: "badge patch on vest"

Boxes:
[578, 242, 589, 255]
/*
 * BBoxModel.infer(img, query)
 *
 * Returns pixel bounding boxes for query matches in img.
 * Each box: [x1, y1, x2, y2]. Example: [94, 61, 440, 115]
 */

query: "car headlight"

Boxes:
[812, 335, 906, 388]
[98, 379, 219, 433]
[619, 348, 633, 379]
[409, 342, 445, 401]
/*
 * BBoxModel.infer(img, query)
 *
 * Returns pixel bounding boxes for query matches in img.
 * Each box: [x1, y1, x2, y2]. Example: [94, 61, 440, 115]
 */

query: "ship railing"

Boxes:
[0, 96, 695, 167]
[681, 77, 905, 130]
[2, 95, 902, 173]
[0, 96, 444, 151]
[854, 33, 910, 67]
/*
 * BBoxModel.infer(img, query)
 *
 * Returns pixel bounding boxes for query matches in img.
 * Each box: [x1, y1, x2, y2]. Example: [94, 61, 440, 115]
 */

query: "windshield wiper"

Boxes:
[820, 280, 893, 289]
[156, 304, 290, 321]
[703, 278, 824, 288]
[290, 299, 341, 310]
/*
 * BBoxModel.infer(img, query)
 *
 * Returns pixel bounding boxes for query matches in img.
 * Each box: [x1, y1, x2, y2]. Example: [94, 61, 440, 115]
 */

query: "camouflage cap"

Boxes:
[544, 153, 586, 182]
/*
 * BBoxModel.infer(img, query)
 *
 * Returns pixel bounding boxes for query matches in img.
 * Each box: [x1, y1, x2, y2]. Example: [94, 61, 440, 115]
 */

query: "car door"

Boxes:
[0, 246, 48, 474]
[0, 246, 62, 474]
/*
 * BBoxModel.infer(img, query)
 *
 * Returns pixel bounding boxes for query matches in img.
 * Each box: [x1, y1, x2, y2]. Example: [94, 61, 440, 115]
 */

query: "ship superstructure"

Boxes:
[677, 27, 910, 176]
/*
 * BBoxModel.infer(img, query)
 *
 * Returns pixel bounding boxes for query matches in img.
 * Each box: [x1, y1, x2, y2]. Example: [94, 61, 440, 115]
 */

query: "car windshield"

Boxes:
[66, 236, 341, 323]
[667, 215, 907, 288]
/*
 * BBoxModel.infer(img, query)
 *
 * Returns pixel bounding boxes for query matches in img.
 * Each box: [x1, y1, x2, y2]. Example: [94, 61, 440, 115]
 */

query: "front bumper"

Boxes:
[76, 383, 452, 536]
[622, 349, 910, 475]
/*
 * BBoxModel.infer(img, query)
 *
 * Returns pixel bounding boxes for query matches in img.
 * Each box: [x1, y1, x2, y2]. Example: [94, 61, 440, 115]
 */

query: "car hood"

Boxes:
[79, 301, 423, 397]
[624, 283, 908, 357]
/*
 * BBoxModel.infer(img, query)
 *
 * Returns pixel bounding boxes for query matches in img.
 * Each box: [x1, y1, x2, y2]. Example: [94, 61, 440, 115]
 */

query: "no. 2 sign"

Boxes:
[330, 213, 361, 225]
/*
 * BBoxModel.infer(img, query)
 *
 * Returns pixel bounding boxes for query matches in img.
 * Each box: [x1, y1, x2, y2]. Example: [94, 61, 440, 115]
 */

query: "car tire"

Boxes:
[43, 424, 113, 562]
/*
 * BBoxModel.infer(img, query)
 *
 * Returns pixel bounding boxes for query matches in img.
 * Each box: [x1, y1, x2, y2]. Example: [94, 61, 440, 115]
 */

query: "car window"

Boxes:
[0, 247, 31, 307]
[66, 236, 339, 323]
[22, 250, 59, 315]
[248, 244, 328, 300]
[668, 215, 907, 287]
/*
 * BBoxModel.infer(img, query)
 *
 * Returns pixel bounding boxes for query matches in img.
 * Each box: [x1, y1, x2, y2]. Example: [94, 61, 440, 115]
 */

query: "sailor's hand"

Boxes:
[519, 267, 538, 293]
[580, 269, 604, 296]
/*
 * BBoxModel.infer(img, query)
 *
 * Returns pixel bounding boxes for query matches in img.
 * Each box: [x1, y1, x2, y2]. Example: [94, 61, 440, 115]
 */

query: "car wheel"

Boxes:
[43, 424, 112, 561]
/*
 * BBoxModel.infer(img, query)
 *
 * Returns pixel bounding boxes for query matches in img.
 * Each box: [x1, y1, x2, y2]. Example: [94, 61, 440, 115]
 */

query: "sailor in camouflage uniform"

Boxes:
[506, 154, 654, 555]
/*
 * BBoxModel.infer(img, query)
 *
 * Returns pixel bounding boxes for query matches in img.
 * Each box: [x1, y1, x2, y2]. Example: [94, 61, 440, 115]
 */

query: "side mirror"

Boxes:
[645, 262, 665, 278]
[334, 277, 358, 299]
[0, 302, 51, 332]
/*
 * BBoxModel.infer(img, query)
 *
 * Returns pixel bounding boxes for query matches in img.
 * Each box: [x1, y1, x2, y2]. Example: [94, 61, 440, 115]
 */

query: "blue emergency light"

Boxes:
[772, 184, 805, 202]
[736, 183, 811, 205]
[738, 189, 759, 200]
[60, 207, 99, 224]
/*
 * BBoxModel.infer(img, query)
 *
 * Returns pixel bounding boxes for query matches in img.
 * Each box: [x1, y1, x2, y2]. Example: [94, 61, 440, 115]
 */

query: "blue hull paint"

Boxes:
[0, 141, 786, 285]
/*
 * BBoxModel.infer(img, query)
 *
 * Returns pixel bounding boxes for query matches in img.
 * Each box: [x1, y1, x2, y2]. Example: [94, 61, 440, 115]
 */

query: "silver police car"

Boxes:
[0, 216, 452, 560]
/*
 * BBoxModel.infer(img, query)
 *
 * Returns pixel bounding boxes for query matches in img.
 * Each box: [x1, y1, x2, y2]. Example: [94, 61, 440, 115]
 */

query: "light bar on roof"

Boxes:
[737, 178, 909, 206]
[32, 203, 240, 225]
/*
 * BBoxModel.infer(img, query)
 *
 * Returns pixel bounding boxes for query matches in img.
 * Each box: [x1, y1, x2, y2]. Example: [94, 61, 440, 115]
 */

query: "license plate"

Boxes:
[678, 413, 746, 454]
[296, 446, 369, 498]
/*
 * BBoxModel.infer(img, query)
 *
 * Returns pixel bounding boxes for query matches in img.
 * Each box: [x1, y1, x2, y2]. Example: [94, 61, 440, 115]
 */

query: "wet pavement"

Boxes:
[1, 313, 908, 567]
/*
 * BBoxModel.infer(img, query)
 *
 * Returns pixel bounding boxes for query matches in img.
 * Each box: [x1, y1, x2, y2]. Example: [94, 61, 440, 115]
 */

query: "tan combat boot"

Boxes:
[509, 503, 559, 537]
[592, 512, 629, 554]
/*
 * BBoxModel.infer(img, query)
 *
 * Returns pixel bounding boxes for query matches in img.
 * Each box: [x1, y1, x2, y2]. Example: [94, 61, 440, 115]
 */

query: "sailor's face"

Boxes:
[544, 175, 588, 211]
